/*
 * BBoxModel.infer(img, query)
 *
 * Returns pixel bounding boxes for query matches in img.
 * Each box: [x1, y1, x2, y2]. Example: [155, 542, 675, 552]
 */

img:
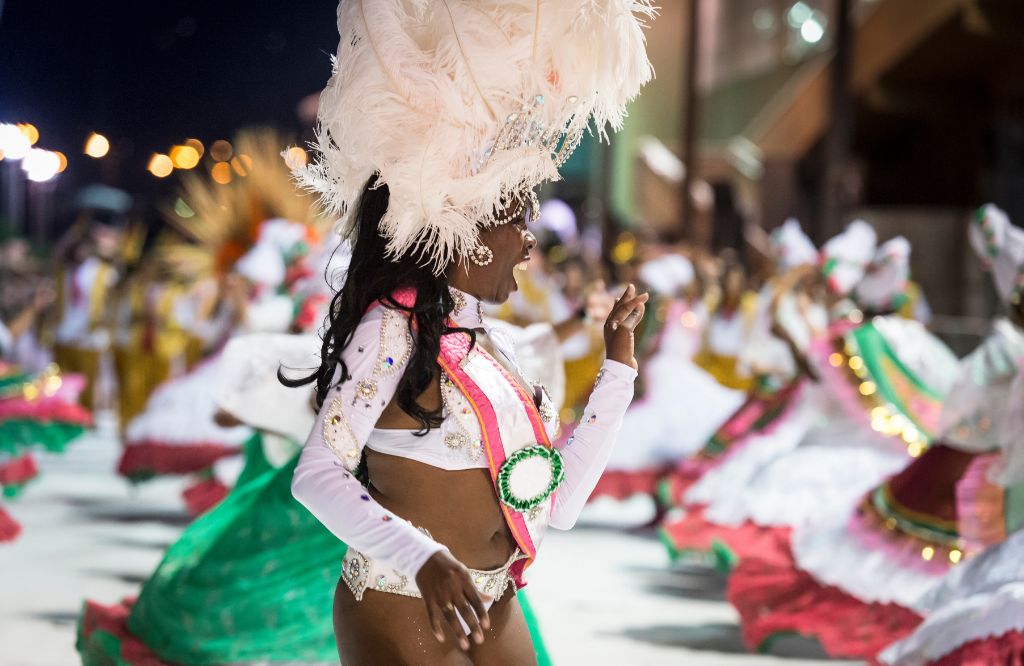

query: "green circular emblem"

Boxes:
[496, 445, 565, 513]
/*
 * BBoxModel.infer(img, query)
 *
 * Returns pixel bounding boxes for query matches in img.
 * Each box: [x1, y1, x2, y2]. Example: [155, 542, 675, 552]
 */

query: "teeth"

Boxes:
[515, 260, 529, 270]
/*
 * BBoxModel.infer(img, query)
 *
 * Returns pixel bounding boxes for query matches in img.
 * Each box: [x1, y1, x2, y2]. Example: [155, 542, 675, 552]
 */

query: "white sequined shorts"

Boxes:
[340, 544, 524, 606]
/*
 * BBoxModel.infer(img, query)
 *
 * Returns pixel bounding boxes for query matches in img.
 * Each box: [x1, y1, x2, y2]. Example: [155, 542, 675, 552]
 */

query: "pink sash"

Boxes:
[387, 289, 555, 584]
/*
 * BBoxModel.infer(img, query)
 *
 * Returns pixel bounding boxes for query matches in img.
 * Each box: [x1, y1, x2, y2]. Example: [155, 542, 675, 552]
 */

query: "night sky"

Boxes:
[0, 0, 339, 194]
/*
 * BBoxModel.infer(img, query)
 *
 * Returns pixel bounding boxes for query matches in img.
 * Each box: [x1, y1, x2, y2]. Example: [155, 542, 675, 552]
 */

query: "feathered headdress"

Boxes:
[296, 0, 655, 273]
[159, 129, 330, 280]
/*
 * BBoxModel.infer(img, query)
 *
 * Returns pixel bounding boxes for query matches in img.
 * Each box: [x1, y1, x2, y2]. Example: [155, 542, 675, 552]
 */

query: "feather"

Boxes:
[296, 0, 654, 274]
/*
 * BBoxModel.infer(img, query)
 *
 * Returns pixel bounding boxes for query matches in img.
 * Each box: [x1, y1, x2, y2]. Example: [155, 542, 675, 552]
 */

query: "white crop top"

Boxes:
[291, 288, 637, 579]
[362, 314, 560, 470]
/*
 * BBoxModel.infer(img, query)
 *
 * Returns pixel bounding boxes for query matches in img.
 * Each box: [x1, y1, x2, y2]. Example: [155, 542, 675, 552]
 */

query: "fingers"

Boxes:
[440, 601, 471, 650]
[457, 598, 485, 645]
[426, 602, 445, 643]
[465, 587, 490, 631]
[622, 301, 646, 329]
[425, 588, 488, 650]
[607, 284, 649, 331]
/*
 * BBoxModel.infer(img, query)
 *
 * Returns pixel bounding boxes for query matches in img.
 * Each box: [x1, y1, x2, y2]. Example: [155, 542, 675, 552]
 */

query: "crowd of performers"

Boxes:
[2, 129, 1023, 663]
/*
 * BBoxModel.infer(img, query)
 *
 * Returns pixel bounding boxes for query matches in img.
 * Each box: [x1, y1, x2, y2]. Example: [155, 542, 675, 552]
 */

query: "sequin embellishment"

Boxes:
[321, 398, 361, 471]
[355, 378, 378, 402]
[375, 309, 412, 377]
[439, 372, 484, 461]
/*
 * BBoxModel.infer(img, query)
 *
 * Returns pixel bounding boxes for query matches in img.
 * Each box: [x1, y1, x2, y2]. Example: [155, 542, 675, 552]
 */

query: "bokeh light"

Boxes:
[17, 123, 40, 146]
[0, 123, 32, 160]
[283, 146, 308, 169]
[22, 148, 62, 182]
[211, 161, 233, 184]
[230, 156, 249, 177]
[170, 145, 201, 169]
[84, 132, 110, 158]
[184, 137, 205, 158]
[147, 153, 174, 178]
[210, 139, 233, 162]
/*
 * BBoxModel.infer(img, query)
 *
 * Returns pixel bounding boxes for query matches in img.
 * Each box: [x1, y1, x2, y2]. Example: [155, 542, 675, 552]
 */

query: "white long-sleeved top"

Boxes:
[291, 288, 636, 579]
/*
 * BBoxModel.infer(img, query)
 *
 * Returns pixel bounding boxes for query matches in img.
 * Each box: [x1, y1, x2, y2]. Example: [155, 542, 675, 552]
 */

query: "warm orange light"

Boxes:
[85, 132, 110, 158]
[18, 123, 39, 146]
[210, 139, 233, 162]
[148, 153, 174, 178]
[230, 156, 248, 177]
[184, 138, 205, 158]
[211, 161, 233, 185]
[170, 145, 200, 169]
[55, 151, 68, 173]
[283, 146, 308, 169]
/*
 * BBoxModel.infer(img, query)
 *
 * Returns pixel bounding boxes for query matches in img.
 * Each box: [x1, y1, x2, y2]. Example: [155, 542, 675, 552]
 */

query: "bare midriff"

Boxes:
[368, 375, 517, 571]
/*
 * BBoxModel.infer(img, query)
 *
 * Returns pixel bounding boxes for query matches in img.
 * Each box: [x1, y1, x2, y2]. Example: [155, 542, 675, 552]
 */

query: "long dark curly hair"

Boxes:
[280, 176, 473, 433]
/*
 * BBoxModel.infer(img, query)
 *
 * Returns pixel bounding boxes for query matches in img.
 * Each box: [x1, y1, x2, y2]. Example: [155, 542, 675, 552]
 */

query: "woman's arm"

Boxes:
[550, 359, 637, 529]
[550, 284, 646, 530]
[291, 306, 446, 577]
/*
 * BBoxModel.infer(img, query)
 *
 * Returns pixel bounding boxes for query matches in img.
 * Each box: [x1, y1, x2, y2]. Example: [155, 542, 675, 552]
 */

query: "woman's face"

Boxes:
[450, 201, 537, 304]
[723, 265, 745, 298]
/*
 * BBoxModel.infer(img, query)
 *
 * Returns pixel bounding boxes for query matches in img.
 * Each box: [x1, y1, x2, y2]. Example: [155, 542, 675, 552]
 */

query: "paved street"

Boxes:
[0, 426, 857, 666]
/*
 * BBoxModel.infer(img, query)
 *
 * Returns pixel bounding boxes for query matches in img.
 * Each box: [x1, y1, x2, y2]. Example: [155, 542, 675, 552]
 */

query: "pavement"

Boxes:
[0, 424, 858, 666]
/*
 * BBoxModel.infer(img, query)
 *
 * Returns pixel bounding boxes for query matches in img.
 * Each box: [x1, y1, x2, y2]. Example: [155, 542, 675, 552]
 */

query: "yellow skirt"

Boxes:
[694, 351, 753, 392]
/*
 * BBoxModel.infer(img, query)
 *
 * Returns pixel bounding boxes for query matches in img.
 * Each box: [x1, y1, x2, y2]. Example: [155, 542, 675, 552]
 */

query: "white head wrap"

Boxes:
[638, 254, 695, 295]
[969, 204, 1024, 303]
[821, 219, 877, 297]
[855, 236, 910, 312]
[771, 218, 817, 270]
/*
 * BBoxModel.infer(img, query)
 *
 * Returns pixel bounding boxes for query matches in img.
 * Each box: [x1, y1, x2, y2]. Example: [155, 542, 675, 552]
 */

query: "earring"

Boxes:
[469, 243, 493, 267]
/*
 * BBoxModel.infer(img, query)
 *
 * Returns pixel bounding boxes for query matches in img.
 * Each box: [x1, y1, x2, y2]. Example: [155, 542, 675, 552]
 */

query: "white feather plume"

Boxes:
[296, 0, 654, 273]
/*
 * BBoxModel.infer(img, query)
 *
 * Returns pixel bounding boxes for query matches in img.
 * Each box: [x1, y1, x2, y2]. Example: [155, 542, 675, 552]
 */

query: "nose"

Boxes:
[523, 229, 537, 252]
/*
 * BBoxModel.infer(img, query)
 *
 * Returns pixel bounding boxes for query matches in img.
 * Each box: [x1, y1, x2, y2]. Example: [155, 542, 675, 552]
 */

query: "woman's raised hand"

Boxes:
[416, 550, 490, 651]
[603, 283, 649, 370]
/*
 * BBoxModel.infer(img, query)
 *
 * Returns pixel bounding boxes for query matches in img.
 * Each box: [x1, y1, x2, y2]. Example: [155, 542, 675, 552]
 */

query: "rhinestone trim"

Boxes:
[322, 397, 361, 471]
[375, 308, 412, 377]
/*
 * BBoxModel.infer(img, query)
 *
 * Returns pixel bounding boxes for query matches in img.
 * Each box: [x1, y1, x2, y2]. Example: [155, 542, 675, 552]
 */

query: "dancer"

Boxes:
[727, 205, 1024, 659]
[661, 222, 959, 570]
[0, 282, 92, 542]
[881, 366, 1024, 666]
[658, 219, 824, 513]
[52, 188, 130, 413]
[116, 130, 329, 491]
[593, 253, 744, 504]
[284, 2, 652, 662]
[79, 305, 557, 666]
[694, 254, 756, 391]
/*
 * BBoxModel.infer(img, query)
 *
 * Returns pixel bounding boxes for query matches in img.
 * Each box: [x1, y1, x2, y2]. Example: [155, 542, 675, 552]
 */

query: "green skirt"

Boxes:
[78, 440, 552, 665]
